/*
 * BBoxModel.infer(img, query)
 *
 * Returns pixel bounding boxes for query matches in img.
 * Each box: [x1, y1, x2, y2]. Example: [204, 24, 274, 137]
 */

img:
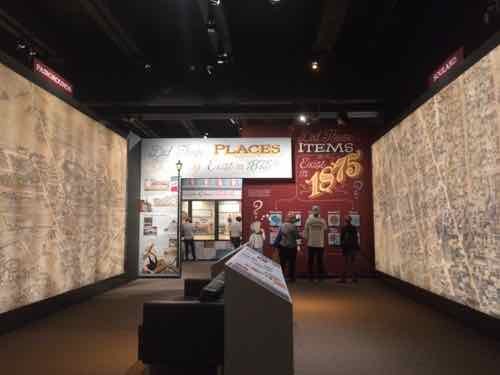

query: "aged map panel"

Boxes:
[0, 62, 127, 314]
[373, 44, 500, 318]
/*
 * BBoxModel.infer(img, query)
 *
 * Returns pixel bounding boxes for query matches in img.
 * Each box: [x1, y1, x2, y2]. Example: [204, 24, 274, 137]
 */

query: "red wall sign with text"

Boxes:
[428, 47, 464, 87]
[33, 58, 73, 95]
[241, 121, 378, 277]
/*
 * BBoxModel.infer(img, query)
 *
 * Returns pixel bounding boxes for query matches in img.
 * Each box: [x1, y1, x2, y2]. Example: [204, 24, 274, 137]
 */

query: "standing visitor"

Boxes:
[278, 214, 300, 283]
[304, 205, 327, 282]
[248, 220, 266, 254]
[181, 217, 196, 261]
[229, 216, 242, 248]
[339, 215, 360, 283]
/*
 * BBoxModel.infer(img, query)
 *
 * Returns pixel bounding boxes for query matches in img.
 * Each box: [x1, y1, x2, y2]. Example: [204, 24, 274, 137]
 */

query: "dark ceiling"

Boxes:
[0, 0, 497, 137]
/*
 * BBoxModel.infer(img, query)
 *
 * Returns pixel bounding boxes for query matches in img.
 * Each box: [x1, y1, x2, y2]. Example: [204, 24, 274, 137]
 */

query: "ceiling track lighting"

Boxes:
[311, 60, 319, 71]
[203, 133, 209, 140]
[209, 0, 221, 6]
[269, 0, 282, 5]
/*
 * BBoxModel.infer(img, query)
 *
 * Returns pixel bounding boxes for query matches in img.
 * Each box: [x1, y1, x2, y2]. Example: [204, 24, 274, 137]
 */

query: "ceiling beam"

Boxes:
[104, 111, 380, 121]
[180, 120, 201, 137]
[79, 0, 144, 60]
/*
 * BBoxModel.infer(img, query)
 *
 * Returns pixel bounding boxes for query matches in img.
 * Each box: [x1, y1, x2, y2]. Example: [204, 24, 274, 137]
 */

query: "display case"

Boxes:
[192, 201, 216, 240]
[218, 201, 242, 240]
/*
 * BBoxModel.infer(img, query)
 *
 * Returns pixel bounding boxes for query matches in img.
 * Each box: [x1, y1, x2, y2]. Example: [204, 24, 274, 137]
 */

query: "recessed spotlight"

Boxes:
[298, 114, 307, 123]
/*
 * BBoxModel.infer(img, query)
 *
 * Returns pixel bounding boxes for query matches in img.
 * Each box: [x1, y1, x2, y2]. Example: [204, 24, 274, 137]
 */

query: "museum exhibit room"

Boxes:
[0, 1, 500, 374]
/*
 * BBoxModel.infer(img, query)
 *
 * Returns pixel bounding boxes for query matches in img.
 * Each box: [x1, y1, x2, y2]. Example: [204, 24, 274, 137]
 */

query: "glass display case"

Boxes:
[218, 201, 242, 240]
[191, 201, 216, 240]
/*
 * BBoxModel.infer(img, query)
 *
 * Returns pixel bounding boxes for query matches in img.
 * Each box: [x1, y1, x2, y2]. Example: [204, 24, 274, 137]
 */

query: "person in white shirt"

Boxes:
[304, 205, 327, 282]
[248, 220, 266, 254]
[229, 216, 243, 248]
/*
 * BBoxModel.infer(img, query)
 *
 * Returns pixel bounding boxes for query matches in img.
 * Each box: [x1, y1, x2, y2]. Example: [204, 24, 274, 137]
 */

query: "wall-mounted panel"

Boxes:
[0, 61, 127, 314]
[373, 44, 500, 318]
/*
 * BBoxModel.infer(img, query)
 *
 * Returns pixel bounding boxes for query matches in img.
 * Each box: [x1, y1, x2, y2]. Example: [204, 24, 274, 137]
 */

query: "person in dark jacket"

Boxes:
[339, 215, 360, 283]
[277, 214, 300, 283]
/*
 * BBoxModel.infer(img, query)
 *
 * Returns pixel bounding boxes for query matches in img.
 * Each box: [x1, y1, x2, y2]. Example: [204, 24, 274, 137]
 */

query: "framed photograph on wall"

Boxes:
[328, 228, 341, 246]
[349, 212, 361, 227]
[268, 211, 283, 227]
[327, 212, 341, 227]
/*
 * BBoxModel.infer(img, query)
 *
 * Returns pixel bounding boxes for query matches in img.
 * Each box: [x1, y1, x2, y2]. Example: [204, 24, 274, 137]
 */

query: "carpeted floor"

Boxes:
[0, 262, 499, 375]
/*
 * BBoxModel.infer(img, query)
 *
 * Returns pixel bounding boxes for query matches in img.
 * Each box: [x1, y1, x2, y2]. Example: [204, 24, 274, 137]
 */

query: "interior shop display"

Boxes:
[218, 201, 242, 240]
[0, 61, 127, 314]
[373, 44, 500, 318]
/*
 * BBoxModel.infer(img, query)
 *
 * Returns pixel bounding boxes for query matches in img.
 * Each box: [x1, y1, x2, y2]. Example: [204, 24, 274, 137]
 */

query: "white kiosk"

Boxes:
[224, 247, 294, 375]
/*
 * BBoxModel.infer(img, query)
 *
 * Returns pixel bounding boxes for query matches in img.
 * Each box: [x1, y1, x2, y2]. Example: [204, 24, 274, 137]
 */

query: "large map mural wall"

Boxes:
[0, 62, 127, 314]
[373, 45, 500, 318]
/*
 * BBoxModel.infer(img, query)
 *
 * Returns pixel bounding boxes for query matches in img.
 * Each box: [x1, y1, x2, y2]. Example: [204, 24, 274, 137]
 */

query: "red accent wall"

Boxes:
[241, 119, 378, 276]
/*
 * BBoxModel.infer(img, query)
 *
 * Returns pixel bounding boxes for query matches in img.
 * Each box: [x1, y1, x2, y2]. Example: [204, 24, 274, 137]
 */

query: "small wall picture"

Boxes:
[268, 211, 283, 227]
[288, 211, 302, 226]
[327, 212, 341, 227]
[144, 178, 169, 191]
[349, 213, 361, 227]
[328, 228, 341, 246]
[144, 226, 158, 236]
[139, 199, 153, 212]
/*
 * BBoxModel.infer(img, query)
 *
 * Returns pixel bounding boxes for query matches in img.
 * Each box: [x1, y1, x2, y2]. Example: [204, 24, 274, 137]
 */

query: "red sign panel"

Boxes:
[33, 58, 73, 95]
[428, 47, 464, 87]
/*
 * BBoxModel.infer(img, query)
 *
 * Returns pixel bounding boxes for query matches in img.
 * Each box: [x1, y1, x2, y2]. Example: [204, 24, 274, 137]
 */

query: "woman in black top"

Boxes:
[339, 216, 360, 283]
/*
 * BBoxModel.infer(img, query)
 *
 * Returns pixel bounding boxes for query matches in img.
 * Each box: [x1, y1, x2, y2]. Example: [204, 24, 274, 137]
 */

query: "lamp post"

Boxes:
[176, 160, 183, 276]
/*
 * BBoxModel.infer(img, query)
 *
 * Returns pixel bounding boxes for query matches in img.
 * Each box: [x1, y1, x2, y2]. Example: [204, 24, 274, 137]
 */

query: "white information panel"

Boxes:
[141, 138, 293, 180]
[226, 246, 291, 302]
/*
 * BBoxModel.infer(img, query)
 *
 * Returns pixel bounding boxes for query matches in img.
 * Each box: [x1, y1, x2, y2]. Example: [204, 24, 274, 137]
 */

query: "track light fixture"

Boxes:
[16, 41, 26, 50]
[203, 133, 209, 140]
[298, 114, 307, 123]
[337, 111, 349, 126]
[311, 60, 319, 71]
[206, 65, 214, 76]
[269, 0, 281, 5]
[210, 0, 221, 6]
[207, 17, 216, 33]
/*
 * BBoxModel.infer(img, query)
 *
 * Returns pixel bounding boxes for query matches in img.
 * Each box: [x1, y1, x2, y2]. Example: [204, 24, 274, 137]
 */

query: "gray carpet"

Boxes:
[0, 262, 499, 375]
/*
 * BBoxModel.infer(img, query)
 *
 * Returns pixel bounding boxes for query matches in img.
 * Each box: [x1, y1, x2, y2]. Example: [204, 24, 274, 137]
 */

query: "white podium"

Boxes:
[224, 247, 294, 375]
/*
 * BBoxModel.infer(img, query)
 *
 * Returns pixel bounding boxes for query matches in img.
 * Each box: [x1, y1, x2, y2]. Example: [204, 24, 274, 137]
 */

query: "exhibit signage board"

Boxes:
[33, 58, 74, 95]
[373, 44, 500, 318]
[427, 47, 464, 87]
[226, 246, 291, 302]
[138, 138, 292, 277]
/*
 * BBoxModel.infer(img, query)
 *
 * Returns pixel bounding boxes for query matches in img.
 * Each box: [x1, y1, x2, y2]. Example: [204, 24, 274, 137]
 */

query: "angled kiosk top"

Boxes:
[225, 247, 291, 303]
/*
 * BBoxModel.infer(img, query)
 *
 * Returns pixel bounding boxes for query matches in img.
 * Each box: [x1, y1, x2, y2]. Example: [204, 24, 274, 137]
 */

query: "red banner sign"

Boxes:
[428, 47, 464, 87]
[33, 58, 73, 95]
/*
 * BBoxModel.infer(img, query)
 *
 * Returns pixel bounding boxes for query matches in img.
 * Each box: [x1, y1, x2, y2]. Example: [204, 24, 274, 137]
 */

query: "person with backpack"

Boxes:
[275, 214, 300, 283]
[339, 215, 360, 283]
